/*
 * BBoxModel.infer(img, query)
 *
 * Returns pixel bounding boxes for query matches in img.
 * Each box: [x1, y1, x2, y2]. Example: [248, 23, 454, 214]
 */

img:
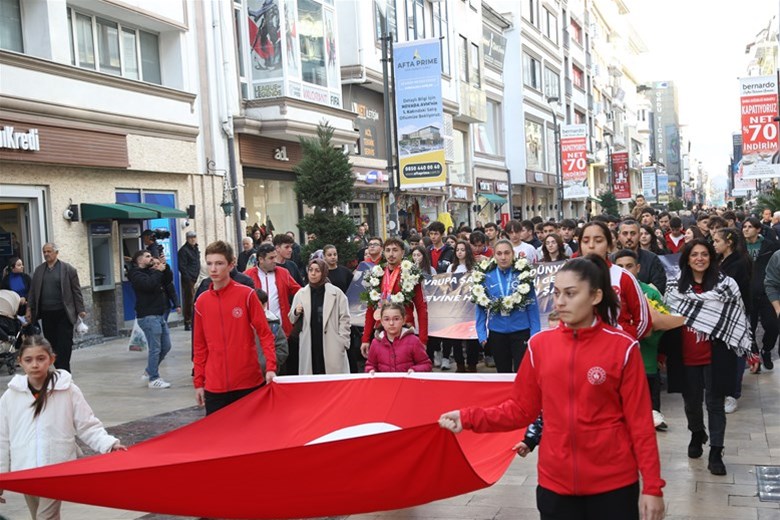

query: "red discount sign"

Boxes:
[612, 152, 631, 200]
[560, 125, 589, 200]
[739, 76, 780, 179]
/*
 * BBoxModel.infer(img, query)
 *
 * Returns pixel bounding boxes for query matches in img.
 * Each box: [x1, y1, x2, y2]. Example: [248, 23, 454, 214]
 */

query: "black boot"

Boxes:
[708, 446, 727, 475]
[688, 430, 708, 458]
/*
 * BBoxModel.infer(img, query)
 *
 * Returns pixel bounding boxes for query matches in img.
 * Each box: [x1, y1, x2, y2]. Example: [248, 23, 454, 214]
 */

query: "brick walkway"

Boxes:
[1, 328, 779, 520]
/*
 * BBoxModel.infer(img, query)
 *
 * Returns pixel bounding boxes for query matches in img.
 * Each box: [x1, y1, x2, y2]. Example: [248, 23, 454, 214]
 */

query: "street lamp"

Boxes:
[546, 96, 564, 221]
[379, 3, 400, 237]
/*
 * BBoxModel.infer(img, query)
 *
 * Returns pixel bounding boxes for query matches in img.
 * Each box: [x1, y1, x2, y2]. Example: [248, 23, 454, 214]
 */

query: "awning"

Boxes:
[120, 203, 188, 218]
[478, 193, 507, 205]
[80, 203, 187, 221]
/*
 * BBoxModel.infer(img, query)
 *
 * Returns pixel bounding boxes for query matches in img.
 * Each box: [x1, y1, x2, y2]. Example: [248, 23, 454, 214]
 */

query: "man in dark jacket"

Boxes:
[237, 237, 256, 273]
[744, 217, 780, 370]
[615, 220, 667, 294]
[26, 243, 86, 373]
[129, 250, 178, 389]
[177, 231, 201, 331]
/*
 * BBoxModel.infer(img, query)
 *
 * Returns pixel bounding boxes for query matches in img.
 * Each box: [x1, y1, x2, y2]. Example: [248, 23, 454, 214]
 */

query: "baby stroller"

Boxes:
[0, 290, 23, 375]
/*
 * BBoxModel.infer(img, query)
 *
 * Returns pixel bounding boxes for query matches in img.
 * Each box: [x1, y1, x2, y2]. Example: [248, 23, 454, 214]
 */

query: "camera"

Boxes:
[153, 228, 171, 240]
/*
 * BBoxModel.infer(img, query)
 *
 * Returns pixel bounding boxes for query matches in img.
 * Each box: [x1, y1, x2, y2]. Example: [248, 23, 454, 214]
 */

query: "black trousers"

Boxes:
[443, 339, 480, 367]
[647, 373, 661, 411]
[537, 482, 639, 520]
[682, 364, 726, 447]
[487, 329, 530, 373]
[181, 276, 196, 327]
[204, 384, 263, 415]
[39, 309, 74, 373]
[750, 294, 778, 352]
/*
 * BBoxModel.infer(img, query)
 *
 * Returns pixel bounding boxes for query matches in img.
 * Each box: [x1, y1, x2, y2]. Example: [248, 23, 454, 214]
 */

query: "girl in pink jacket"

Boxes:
[365, 303, 432, 374]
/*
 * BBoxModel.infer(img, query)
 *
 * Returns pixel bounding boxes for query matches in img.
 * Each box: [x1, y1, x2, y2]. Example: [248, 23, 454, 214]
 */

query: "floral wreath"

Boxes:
[470, 256, 535, 313]
[360, 259, 422, 306]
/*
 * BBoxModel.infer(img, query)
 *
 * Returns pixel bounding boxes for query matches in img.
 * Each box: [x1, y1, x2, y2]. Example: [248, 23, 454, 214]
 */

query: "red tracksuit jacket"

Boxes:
[461, 319, 665, 497]
[361, 272, 428, 344]
[193, 280, 277, 392]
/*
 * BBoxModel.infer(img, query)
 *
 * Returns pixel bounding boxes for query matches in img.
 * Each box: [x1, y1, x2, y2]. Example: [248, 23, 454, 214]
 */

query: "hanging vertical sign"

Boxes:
[641, 166, 657, 202]
[560, 124, 588, 199]
[657, 172, 669, 204]
[611, 151, 631, 200]
[393, 39, 447, 189]
[739, 76, 780, 179]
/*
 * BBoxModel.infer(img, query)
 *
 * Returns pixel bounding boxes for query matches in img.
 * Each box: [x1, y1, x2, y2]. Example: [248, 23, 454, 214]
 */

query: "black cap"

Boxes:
[141, 229, 154, 237]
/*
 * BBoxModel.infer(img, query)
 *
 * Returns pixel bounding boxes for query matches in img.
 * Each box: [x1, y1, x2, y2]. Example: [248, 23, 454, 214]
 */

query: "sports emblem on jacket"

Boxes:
[587, 366, 607, 385]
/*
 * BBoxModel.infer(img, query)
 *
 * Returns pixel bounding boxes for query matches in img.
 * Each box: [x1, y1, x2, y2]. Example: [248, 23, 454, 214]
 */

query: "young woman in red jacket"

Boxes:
[579, 221, 652, 340]
[439, 255, 665, 520]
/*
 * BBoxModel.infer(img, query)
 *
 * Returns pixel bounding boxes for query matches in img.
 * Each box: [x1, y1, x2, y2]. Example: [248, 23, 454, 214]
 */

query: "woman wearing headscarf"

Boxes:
[289, 259, 351, 375]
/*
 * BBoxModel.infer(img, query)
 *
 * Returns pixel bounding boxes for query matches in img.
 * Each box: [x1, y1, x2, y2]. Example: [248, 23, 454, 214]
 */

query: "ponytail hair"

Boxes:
[558, 254, 620, 326]
[18, 335, 58, 418]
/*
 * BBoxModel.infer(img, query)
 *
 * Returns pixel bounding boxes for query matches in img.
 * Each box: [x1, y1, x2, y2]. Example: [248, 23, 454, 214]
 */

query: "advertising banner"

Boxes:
[393, 39, 447, 189]
[612, 152, 631, 200]
[657, 173, 669, 204]
[560, 124, 589, 199]
[347, 262, 566, 338]
[641, 166, 657, 202]
[739, 76, 780, 179]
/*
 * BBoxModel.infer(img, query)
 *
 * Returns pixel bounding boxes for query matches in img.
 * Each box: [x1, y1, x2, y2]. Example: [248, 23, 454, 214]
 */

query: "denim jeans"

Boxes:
[138, 315, 171, 381]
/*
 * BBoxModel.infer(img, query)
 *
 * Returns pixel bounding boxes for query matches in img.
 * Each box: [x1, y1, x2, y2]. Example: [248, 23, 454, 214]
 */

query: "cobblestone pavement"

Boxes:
[1, 328, 779, 520]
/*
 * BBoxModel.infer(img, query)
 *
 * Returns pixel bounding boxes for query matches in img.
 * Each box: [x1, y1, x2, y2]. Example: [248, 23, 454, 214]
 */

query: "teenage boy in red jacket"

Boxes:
[360, 238, 428, 357]
[193, 241, 277, 415]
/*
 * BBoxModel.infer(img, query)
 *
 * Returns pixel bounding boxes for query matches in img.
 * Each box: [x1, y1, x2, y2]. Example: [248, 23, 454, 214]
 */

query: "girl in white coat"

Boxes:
[0, 335, 125, 519]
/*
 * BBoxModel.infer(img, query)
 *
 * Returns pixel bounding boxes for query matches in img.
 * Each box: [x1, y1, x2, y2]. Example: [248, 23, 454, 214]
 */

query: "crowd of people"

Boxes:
[2, 198, 780, 519]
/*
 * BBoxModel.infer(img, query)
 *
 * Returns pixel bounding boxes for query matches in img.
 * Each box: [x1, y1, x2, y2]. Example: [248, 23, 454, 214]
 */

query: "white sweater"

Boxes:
[0, 370, 118, 473]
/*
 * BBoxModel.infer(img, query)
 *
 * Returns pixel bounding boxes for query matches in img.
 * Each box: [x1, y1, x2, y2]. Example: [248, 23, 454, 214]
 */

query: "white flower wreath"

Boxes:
[470, 256, 535, 313]
[360, 259, 422, 306]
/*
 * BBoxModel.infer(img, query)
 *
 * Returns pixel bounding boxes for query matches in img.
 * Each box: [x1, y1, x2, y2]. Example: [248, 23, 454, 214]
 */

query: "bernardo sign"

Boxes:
[0, 126, 40, 151]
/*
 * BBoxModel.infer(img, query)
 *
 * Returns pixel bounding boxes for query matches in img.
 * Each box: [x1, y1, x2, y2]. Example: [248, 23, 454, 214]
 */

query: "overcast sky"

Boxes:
[629, 0, 778, 191]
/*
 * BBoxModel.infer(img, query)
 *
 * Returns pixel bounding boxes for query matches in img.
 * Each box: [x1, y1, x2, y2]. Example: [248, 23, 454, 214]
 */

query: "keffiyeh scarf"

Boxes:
[665, 273, 752, 356]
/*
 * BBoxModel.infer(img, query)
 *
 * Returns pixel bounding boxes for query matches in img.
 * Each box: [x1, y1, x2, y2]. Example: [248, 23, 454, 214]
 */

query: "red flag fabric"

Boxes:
[0, 374, 518, 519]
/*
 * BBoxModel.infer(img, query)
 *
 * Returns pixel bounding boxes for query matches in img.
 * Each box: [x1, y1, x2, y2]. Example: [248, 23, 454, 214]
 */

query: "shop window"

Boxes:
[523, 53, 541, 91]
[475, 100, 501, 156]
[0, 0, 23, 52]
[244, 177, 299, 240]
[68, 7, 161, 84]
[525, 119, 543, 170]
[298, 0, 327, 87]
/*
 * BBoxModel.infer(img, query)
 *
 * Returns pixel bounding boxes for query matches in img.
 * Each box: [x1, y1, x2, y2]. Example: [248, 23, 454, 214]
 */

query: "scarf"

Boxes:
[664, 272, 752, 356]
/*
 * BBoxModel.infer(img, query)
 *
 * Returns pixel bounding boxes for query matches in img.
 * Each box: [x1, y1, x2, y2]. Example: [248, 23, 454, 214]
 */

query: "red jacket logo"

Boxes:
[587, 366, 607, 385]
[232, 307, 244, 318]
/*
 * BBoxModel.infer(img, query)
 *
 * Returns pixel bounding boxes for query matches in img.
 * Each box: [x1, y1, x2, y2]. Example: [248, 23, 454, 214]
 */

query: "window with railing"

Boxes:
[0, 0, 23, 52]
[67, 7, 161, 84]
[544, 8, 558, 44]
[544, 67, 560, 99]
[572, 64, 584, 90]
[569, 18, 582, 45]
[523, 53, 541, 90]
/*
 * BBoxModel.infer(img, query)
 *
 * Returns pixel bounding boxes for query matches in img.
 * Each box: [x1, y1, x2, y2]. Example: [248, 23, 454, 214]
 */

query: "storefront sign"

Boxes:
[393, 38, 447, 189]
[274, 146, 290, 161]
[739, 76, 780, 179]
[641, 166, 657, 202]
[0, 120, 128, 168]
[611, 151, 631, 200]
[560, 124, 588, 199]
[0, 126, 40, 151]
[477, 179, 493, 192]
[494, 181, 509, 194]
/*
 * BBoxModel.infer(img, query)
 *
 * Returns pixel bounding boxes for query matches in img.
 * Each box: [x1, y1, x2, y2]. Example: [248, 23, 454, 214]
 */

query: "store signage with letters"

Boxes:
[477, 180, 493, 192]
[274, 146, 290, 161]
[494, 181, 509, 193]
[0, 126, 40, 151]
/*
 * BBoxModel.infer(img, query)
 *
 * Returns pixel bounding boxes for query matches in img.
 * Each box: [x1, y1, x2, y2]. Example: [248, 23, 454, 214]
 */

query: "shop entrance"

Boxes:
[0, 185, 46, 274]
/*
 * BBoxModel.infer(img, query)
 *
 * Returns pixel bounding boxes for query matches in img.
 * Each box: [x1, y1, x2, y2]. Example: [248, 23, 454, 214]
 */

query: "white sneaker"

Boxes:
[652, 410, 668, 431]
[433, 350, 443, 368]
[148, 378, 171, 389]
[441, 358, 451, 371]
[484, 355, 496, 368]
[724, 396, 738, 414]
[141, 371, 149, 382]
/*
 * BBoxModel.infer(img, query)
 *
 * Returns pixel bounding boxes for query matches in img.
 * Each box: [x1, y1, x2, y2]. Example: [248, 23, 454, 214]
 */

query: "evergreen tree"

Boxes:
[294, 123, 357, 263]
[598, 190, 620, 217]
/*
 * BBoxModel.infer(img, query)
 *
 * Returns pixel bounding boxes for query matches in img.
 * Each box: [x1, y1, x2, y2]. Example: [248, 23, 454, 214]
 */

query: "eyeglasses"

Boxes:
[368, 242, 381, 247]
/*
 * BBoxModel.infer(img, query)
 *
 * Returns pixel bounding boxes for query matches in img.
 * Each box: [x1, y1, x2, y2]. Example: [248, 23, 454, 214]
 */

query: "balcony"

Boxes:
[455, 82, 487, 124]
